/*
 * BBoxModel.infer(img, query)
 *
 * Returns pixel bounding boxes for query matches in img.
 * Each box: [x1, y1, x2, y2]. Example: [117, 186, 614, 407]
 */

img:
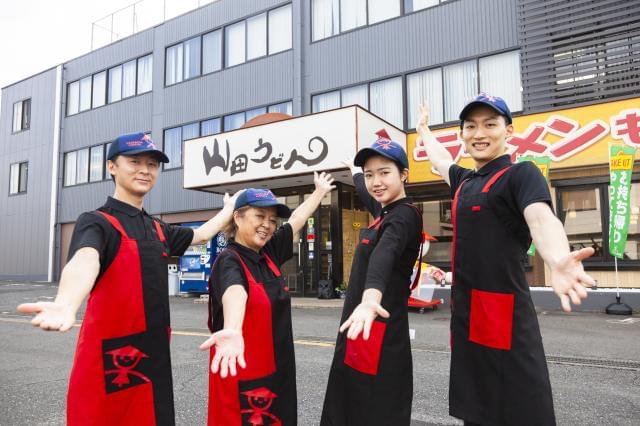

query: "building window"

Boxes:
[404, 0, 440, 13]
[313, 77, 403, 128]
[108, 65, 123, 103]
[67, 81, 80, 115]
[163, 124, 199, 170]
[368, 0, 400, 25]
[268, 101, 293, 115]
[479, 51, 523, 113]
[268, 4, 292, 54]
[224, 111, 246, 131]
[202, 30, 222, 74]
[89, 145, 104, 182]
[341, 0, 367, 32]
[79, 76, 92, 112]
[76, 148, 89, 185]
[92, 71, 107, 108]
[247, 13, 267, 61]
[443, 60, 477, 122]
[370, 77, 403, 128]
[137, 54, 153, 94]
[104, 142, 112, 179]
[184, 37, 201, 80]
[9, 162, 28, 195]
[64, 151, 77, 186]
[166, 43, 184, 85]
[122, 60, 137, 99]
[201, 118, 221, 136]
[226, 21, 246, 67]
[416, 199, 453, 264]
[12, 99, 31, 132]
[312, 0, 339, 41]
[67, 54, 152, 115]
[557, 181, 640, 265]
[407, 68, 444, 125]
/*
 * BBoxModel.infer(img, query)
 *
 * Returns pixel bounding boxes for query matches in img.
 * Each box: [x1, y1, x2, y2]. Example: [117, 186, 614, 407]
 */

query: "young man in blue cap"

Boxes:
[18, 132, 241, 425]
[416, 96, 595, 425]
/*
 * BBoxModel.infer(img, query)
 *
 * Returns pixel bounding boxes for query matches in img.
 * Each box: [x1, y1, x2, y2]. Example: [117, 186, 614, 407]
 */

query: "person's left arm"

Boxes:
[191, 190, 244, 245]
[286, 172, 336, 235]
[512, 162, 595, 312]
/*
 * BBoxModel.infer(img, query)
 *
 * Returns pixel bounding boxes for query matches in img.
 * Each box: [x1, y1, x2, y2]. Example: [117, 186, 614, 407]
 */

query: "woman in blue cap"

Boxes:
[320, 133, 424, 426]
[201, 172, 335, 426]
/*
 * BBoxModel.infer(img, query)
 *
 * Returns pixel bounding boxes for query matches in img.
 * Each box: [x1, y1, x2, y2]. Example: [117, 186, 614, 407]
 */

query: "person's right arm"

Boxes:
[416, 104, 455, 186]
[17, 247, 100, 331]
[342, 157, 381, 217]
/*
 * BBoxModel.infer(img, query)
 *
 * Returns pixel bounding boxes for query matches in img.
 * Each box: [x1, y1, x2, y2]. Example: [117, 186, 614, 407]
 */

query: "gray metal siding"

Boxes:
[302, 0, 519, 102]
[0, 68, 58, 280]
[518, 0, 640, 112]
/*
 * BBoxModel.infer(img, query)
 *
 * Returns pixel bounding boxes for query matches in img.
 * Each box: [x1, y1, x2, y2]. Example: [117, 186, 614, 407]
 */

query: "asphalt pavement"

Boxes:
[0, 282, 638, 425]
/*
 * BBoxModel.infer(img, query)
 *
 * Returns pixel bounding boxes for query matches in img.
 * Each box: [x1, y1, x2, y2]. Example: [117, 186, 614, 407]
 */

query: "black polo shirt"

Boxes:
[449, 154, 553, 242]
[68, 196, 194, 280]
[208, 223, 293, 331]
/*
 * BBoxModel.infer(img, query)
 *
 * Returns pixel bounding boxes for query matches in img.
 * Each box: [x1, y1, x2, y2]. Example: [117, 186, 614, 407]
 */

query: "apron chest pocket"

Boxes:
[469, 289, 514, 350]
[344, 320, 387, 375]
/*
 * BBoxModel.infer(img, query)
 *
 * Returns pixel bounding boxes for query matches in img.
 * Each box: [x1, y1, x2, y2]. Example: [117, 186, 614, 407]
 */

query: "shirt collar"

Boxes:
[105, 196, 146, 217]
[473, 154, 512, 176]
[228, 240, 264, 264]
[381, 196, 411, 217]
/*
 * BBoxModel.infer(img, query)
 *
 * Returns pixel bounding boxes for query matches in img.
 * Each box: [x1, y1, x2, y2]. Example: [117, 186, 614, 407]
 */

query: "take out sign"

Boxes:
[183, 106, 406, 193]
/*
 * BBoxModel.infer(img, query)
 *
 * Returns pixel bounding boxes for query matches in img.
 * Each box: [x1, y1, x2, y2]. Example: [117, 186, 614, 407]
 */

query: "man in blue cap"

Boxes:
[416, 95, 595, 426]
[18, 132, 241, 425]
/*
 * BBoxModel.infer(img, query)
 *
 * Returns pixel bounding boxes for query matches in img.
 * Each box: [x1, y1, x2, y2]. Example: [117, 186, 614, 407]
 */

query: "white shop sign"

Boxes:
[183, 106, 406, 193]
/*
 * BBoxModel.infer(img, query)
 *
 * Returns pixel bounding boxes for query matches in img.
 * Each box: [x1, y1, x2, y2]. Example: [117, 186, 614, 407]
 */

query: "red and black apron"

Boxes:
[67, 211, 174, 425]
[207, 249, 296, 426]
[449, 166, 556, 425]
[321, 204, 422, 426]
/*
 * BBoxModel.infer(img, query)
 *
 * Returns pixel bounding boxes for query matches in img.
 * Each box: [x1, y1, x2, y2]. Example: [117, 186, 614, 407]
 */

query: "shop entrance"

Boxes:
[276, 182, 371, 297]
[277, 190, 333, 297]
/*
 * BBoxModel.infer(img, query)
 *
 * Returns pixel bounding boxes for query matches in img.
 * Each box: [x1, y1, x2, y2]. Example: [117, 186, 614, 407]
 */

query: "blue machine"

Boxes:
[179, 222, 228, 293]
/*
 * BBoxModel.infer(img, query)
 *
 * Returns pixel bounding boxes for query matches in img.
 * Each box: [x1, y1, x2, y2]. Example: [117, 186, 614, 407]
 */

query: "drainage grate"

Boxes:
[546, 355, 640, 371]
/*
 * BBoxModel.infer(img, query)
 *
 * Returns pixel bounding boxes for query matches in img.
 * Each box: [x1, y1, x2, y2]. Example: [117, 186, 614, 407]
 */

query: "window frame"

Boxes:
[554, 176, 640, 270]
[9, 161, 28, 195]
[12, 98, 31, 133]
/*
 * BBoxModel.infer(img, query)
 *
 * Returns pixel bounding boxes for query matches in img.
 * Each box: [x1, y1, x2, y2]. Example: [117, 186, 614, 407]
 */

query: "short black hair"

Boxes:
[108, 155, 119, 182]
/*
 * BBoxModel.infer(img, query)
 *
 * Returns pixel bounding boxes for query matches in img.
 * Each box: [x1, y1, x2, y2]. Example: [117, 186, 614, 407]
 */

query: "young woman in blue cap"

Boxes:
[18, 133, 241, 425]
[201, 172, 335, 426]
[417, 97, 595, 426]
[320, 133, 424, 426]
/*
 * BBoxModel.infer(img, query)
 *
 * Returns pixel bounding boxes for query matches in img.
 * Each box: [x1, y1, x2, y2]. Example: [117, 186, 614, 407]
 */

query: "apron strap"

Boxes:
[96, 211, 130, 239]
[263, 253, 282, 278]
[228, 249, 258, 285]
[403, 203, 427, 291]
[152, 219, 167, 243]
[482, 166, 512, 193]
[368, 215, 384, 230]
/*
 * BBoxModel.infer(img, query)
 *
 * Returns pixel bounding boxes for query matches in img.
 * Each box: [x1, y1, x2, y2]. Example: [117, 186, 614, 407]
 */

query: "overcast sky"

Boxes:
[0, 0, 140, 89]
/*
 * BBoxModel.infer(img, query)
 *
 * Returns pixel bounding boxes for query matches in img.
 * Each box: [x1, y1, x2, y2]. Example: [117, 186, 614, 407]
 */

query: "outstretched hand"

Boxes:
[200, 329, 246, 378]
[416, 104, 433, 137]
[314, 171, 336, 195]
[17, 302, 76, 332]
[549, 247, 595, 312]
[339, 300, 390, 341]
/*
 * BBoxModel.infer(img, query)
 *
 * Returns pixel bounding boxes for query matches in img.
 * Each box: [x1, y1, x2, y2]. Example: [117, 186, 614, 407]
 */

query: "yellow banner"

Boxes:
[408, 97, 640, 183]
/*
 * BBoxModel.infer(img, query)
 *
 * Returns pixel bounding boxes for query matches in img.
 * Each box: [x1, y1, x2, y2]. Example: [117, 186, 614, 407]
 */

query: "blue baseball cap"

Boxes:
[459, 93, 513, 127]
[234, 188, 291, 218]
[354, 131, 409, 169]
[107, 132, 170, 163]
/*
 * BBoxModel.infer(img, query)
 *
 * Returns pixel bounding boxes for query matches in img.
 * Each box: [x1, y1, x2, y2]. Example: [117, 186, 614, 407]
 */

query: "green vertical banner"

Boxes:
[518, 155, 551, 256]
[608, 144, 636, 259]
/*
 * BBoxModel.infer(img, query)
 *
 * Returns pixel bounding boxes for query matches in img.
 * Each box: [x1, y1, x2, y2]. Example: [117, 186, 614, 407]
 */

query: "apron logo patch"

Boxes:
[103, 344, 151, 393]
[241, 387, 281, 425]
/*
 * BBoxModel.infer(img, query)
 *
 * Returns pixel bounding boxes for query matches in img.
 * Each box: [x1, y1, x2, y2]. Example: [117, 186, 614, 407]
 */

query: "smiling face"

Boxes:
[233, 206, 278, 252]
[363, 155, 408, 207]
[108, 153, 160, 198]
[460, 105, 514, 169]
